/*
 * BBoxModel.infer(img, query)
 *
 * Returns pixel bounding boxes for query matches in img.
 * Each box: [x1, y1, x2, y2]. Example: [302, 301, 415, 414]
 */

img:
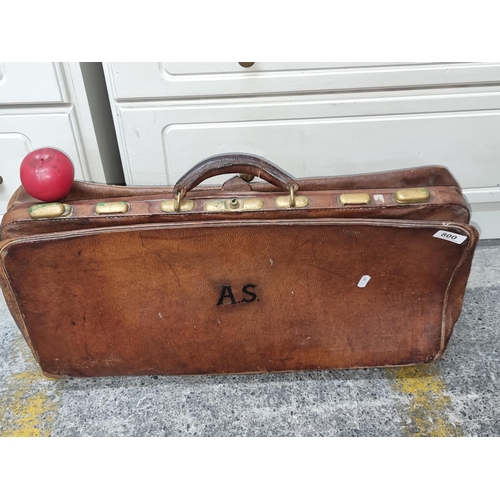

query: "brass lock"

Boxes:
[228, 198, 240, 209]
[205, 198, 264, 212]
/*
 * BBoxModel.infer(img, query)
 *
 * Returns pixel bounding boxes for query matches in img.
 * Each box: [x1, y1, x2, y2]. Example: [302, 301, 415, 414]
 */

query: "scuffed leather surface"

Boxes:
[0, 220, 477, 377]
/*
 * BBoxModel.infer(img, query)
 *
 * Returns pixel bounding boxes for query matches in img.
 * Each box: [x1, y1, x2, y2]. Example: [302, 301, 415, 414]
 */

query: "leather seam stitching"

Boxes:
[0, 250, 41, 364]
[437, 233, 475, 357]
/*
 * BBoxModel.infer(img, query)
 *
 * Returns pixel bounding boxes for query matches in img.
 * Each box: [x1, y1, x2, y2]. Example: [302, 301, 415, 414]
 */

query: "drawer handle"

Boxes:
[238, 62, 255, 68]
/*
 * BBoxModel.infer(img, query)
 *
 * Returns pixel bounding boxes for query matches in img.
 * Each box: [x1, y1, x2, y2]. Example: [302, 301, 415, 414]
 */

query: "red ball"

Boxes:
[20, 148, 75, 202]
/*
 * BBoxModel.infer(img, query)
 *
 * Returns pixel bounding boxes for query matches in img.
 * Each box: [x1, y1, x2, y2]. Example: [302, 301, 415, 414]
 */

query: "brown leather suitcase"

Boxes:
[0, 154, 479, 377]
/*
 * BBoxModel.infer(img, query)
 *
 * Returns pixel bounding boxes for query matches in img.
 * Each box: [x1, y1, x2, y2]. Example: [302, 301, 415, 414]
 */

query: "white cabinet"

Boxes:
[107, 62, 500, 99]
[104, 62, 500, 239]
[0, 63, 67, 104]
[0, 62, 123, 216]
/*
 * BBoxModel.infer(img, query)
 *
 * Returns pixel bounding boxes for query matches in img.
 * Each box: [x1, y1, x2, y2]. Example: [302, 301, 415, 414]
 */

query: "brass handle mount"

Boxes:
[238, 62, 255, 68]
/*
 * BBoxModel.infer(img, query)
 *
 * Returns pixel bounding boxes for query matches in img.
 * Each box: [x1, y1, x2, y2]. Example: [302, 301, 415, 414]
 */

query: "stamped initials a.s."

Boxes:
[217, 284, 258, 306]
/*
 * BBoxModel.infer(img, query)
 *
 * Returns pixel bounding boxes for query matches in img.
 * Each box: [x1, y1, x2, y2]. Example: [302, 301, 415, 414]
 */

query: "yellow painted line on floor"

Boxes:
[0, 335, 63, 437]
[387, 363, 462, 437]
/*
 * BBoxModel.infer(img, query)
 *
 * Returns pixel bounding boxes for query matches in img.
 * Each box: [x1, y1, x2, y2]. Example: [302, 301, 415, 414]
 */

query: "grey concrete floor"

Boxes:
[0, 240, 499, 437]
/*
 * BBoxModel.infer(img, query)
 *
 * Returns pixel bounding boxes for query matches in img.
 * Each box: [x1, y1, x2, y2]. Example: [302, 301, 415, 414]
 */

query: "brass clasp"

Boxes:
[29, 203, 72, 219]
[338, 193, 371, 206]
[95, 202, 130, 214]
[161, 198, 195, 212]
[275, 185, 309, 209]
[394, 188, 430, 204]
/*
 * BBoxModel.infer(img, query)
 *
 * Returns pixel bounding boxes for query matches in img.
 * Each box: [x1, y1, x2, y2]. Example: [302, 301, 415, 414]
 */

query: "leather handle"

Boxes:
[174, 153, 299, 199]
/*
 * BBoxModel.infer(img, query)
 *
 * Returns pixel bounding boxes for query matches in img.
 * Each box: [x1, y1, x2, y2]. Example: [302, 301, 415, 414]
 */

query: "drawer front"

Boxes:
[106, 62, 500, 100]
[0, 133, 31, 215]
[0, 109, 93, 215]
[113, 87, 500, 238]
[115, 87, 500, 187]
[0, 63, 68, 105]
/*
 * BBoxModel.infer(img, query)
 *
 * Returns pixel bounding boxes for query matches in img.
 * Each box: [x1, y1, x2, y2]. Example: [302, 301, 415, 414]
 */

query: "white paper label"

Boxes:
[433, 230, 468, 244]
[357, 275, 371, 288]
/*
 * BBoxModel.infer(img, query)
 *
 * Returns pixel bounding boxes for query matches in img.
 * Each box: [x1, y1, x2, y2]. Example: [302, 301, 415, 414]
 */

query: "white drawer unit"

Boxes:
[104, 62, 500, 239]
[107, 62, 500, 100]
[0, 62, 123, 216]
[0, 62, 67, 105]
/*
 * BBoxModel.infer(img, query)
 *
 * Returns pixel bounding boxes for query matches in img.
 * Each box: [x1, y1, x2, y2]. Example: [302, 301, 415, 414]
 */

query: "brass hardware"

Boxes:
[161, 199, 195, 213]
[205, 200, 226, 212]
[239, 173, 255, 182]
[239, 62, 255, 68]
[205, 198, 264, 212]
[29, 203, 71, 219]
[275, 195, 309, 209]
[232, 198, 263, 210]
[339, 193, 371, 206]
[0, 176, 3, 184]
[289, 185, 296, 208]
[95, 201, 130, 215]
[173, 191, 181, 212]
[394, 188, 430, 204]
